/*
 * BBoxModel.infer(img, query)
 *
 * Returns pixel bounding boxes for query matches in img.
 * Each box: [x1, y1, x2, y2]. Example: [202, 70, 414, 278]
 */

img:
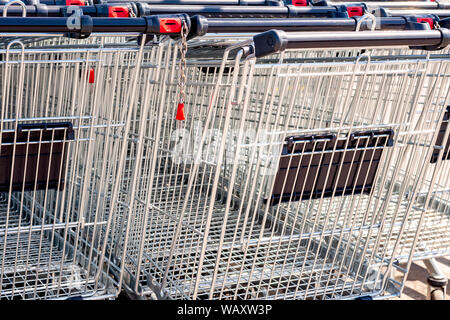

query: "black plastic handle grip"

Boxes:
[0, 4, 122, 17]
[323, 1, 450, 10]
[135, 3, 347, 18]
[0, 0, 286, 8]
[0, 4, 51, 16]
[0, 0, 40, 4]
[0, 3, 293, 18]
[385, 9, 450, 19]
[92, 0, 283, 5]
[252, 28, 450, 57]
[0, 14, 190, 37]
[188, 15, 425, 37]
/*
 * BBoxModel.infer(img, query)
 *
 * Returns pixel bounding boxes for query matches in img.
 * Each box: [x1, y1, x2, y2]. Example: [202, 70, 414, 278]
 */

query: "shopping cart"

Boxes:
[0, 13, 189, 300]
[119, 27, 450, 300]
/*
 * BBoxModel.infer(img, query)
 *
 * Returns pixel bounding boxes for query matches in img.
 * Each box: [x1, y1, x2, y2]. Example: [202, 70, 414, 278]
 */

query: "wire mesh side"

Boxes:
[0, 35, 148, 300]
[121, 40, 450, 300]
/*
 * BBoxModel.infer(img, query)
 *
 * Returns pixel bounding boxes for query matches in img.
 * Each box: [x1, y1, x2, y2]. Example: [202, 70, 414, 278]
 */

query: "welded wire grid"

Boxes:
[401, 96, 449, 261]
[119, 40, 450, 300]
[0, 35, 149, 299]
[1, 33, 448, 300]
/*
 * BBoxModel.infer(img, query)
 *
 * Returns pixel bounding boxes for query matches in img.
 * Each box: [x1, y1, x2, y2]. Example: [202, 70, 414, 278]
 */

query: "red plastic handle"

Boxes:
[159, 18, 182, 34]
[292, 0, 308, 6]
[108, 6, 129, 18]
[66, 0, 85, 6]
[347, 6, 364, 17]
[417, 17, 434, 29]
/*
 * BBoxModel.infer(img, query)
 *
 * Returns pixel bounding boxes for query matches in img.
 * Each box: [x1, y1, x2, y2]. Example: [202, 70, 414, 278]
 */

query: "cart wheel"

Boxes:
[430, 288, 445, 300]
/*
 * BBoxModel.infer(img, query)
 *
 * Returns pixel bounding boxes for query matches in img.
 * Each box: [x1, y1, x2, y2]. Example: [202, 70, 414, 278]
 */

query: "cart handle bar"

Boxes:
[189, 15, 446, 37]
[315, 1, 450, 11]
[35, 0, 284, 6]
[0, 14, 191, 38]
[252, 28, 450, 57]
[0, 3, 354, 18]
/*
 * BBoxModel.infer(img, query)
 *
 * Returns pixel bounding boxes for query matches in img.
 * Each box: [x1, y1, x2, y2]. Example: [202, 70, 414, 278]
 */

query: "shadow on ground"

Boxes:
[394, 258, 450, 300]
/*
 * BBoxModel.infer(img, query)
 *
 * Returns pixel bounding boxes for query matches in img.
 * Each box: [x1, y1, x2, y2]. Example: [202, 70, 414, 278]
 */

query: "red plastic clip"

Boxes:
[108, 6, 129, 18]
[417, 17, 434, 29]
[88, 68, 95, 84]
[347, 6, 364, 17]
[160, 18, 182, 34]
[176, 103, 185, 121]
[292, 0, 308, 6]
[66, 0, 85, 6]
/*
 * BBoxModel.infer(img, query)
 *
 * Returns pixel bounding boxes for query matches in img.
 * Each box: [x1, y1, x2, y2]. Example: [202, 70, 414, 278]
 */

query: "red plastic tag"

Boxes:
[88, 68, 95, 84]
[108, 6, 129, 18]
[160, 18, 182, 34]
[66, 0, 85, 6]
[292, 0, 308, 6]
[176, 103, 185, 121]
[347, 6, 364, 17]
[417, 17, 434, 29]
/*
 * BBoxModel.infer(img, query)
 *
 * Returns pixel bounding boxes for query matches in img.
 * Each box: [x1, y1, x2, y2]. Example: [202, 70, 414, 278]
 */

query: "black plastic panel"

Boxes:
[0, 122, 74, 192]
[268, 129, 394, 205]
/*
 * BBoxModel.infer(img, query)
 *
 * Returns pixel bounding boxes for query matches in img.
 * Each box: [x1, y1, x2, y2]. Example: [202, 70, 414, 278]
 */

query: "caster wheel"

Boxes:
[430, 288, 445, 300]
